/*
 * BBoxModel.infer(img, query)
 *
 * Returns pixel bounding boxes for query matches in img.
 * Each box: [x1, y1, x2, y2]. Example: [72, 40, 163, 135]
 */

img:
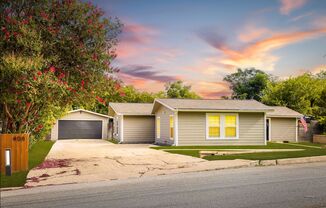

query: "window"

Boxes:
[208, 115, 220, 138]
[170, 116, 174, 139]
[156, 117, 160, 138]
[225, 115, 237, 137]
[206, 113, 238, 139]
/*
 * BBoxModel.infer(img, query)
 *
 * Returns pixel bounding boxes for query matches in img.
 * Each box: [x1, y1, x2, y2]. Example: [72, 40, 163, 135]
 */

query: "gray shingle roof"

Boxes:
[155, 99, 273, 112]
[109, 103, 153, 115]
[266, 106, 303, 118]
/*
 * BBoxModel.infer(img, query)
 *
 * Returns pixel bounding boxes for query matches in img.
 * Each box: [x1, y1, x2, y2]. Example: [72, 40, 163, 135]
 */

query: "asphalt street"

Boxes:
[1, 162, 326, 208]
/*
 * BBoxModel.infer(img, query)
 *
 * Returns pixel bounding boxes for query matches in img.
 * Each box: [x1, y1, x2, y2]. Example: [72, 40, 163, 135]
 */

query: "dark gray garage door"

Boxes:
[58, 120, 102, 139]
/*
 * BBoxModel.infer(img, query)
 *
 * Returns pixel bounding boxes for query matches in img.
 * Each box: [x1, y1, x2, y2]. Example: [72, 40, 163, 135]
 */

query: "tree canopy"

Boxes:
[0, 0, 121, 140]
[165, 80, 200, 99]
[223, 68, 271, 101]
[261, 72, 326, 116]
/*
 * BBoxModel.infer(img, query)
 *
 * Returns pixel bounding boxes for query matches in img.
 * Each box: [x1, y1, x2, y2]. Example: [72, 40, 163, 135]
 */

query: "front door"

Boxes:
[266, 118, 270, 141]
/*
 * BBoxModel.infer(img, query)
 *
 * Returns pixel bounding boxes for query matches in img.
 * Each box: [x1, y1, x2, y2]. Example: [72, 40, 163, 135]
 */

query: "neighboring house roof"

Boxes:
[109, 103, 154, 115]
[68, 109, 112, 118]
[266, 106, 303, 118]
[152, 98, 274, 113]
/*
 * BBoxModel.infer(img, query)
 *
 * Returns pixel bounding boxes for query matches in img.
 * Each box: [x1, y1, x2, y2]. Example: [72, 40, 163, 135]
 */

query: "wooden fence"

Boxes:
[0, 134, 29, 174]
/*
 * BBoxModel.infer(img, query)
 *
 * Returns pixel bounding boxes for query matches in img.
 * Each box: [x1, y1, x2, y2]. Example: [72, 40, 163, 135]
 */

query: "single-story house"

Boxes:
[50, 99, 303, 146]
[50, 109, 112, 140]
[151, 99, 273, 146]
[108, 103, 155, 143]
[266, 106, 303, 142]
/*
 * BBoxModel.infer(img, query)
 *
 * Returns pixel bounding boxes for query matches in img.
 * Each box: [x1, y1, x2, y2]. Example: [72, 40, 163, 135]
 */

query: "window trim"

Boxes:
[206, 113, 239, 140]
[169, 115, 174, 140]
[156, 116, 161, 139]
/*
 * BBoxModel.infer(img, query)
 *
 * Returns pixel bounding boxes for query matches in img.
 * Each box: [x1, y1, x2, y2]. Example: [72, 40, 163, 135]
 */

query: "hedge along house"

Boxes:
[51, 109, 112, 140]
[108, 103, 155, 143]
[266, 106, 303, 142]
[151, 99, 274, 146]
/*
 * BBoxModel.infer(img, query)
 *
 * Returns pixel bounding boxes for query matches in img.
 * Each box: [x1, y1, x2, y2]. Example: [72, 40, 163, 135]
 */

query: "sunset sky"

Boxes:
[94, 0, 326, 98]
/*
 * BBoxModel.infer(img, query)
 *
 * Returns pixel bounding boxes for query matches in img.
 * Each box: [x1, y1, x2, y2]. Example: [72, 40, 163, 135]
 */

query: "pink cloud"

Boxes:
[116, 22, 158, 59]
[238, 25, 271, 43]
[280, 0, 308, 15]
[200, 26, 326, 71]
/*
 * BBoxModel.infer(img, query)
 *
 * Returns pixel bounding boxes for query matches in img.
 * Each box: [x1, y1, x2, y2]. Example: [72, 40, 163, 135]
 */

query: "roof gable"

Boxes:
[68, 109, 112, 118]
[266, 106, 303, 118]
[109, 103, 154, 115]
[152, 98, 273, 112]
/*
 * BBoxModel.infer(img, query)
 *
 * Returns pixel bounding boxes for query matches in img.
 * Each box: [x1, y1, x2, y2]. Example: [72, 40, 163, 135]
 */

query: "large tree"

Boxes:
[0, 0, 121, 140]
[165, 80, 200, 99]
[261, 73, 325, 116]
[223, 68, 271, 101]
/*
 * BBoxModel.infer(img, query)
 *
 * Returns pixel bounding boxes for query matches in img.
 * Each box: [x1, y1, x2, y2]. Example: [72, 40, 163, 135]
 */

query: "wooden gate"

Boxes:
[0, 134, 29, 174]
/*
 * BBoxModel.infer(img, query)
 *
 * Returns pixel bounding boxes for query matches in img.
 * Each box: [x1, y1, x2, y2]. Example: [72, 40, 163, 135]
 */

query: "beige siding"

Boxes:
[51, 111, 109, 140]
[270, 117, 296, 142]
[154, 105, 175, 145]
[108, 106, 116, 117]
[113, 114, 122, 141]
[178, 112, 265, 146]
[123, 116, 155, 143]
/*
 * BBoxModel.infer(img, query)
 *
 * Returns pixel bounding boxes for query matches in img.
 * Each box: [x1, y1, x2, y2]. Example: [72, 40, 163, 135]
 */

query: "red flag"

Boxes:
[300, 117, 308, 133]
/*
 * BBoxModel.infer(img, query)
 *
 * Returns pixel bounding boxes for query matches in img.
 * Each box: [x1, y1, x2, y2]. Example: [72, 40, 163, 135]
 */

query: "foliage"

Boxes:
[165, 80, 200, 99]
[0, 0, 122, 138]
[223, 68, 271, 101]
[261, 73, 325, 116]
[91, 80, 166, 114]
[0, 140, 54, 188]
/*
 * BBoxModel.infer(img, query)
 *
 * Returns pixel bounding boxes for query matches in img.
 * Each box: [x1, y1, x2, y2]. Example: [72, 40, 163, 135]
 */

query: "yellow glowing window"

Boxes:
[225, 115, 237, 137]
[156, 117, 160, 138]
[170, 116, 174, 139]
[208, 115, 220, 137]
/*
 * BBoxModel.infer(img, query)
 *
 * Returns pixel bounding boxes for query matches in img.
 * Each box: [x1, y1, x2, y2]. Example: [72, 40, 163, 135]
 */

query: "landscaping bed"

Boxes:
[0, 140, 54, 188]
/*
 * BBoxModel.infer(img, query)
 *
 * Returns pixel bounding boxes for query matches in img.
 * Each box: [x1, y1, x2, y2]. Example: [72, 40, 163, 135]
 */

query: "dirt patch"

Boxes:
[39, 173, 50, 178]
[26, 177, 39, 183]
[57, 170, 67, 175]
[36, 159, 72, 169]
[74, 168, 81, 175]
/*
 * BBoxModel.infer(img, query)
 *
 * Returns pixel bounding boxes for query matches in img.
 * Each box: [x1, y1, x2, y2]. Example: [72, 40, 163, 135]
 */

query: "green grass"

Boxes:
[105, 139, 119, 144]
[151, 142, 300, 150]
[153, 142, 326, 161]
[0, 140, 55, 188]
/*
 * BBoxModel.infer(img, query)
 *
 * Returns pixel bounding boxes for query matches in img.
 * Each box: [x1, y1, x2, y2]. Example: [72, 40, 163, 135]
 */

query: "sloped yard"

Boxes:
[152, 142, 326, 160]
[0, 140, 55, 188]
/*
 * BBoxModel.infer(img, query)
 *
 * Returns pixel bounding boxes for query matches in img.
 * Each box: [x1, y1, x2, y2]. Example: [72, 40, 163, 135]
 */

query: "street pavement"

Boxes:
[1, 162, 326, 208]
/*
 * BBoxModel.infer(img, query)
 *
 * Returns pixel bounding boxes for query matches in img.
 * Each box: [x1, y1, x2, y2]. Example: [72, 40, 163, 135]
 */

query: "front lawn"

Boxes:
[154, 142, 326, 161]
[151, 142, 301, 150]
[0, 140, 54, 188]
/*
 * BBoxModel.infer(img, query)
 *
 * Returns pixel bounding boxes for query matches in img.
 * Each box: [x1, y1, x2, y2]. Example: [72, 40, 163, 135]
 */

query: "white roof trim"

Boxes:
[109, 103, 122, 115]
[152, 99, 176, 113]
[68, 109, 112, 118]
[266, 115, 302, 118]
[178, 109, 273, 112]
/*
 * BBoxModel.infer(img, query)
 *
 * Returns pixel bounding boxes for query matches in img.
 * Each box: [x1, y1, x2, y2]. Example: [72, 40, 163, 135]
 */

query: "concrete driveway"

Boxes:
[25, 140, 255, 187]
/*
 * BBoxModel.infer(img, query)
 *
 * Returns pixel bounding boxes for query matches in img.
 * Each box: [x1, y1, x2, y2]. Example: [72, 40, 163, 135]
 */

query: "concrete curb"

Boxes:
[2, 156, 326, 191]
[258, 155, 326, 166]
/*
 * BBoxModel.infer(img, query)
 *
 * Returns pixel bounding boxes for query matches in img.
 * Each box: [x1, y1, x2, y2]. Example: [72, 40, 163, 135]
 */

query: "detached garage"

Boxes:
[51, 109, 112, 140]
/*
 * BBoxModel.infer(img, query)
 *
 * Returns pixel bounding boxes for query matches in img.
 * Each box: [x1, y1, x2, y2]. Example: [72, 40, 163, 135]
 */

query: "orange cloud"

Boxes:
[238, 25, 271, 43]
[280, 0, 308, 15]
[191, 81, 231, 98]
[217, 27, 326, 71]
